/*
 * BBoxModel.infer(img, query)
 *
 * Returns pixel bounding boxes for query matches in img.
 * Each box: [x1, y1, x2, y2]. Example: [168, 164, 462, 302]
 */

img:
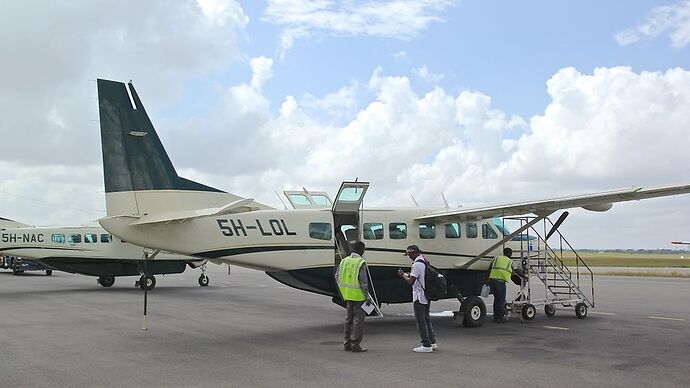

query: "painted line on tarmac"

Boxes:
[647, 316, 685, 321]
[430, 311, 455, 317]
[589, 311, 616, 316]
[543, 325, 569, 330]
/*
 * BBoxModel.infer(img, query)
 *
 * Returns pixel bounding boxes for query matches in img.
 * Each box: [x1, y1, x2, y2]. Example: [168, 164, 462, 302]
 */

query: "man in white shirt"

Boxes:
[397, 245, 437, 353]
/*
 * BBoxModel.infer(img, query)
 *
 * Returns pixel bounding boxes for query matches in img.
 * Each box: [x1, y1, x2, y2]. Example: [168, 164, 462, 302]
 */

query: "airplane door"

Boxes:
[332, 181, 369, 266]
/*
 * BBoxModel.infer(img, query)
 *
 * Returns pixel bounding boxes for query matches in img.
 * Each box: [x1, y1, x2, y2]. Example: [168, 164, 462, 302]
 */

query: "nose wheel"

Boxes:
[198, 274, 210, 287]
[137, 274, 156, 291]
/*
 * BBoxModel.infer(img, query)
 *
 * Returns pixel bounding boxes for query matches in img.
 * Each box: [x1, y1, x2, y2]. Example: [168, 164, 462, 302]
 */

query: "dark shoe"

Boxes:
[351, 345, 368, 353]
[344, 343, 352, 351]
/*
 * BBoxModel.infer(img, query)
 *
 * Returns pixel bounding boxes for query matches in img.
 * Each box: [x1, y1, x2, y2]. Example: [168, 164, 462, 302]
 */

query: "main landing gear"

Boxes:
[98, 276, 116, 287]
[454, 296, 487, 328]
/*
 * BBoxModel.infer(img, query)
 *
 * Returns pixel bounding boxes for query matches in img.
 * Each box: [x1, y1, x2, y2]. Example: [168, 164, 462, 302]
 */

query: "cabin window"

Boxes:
[288, 194, 311, 206]
[389, 223, 407, 239]
[100, 234, 112, 243]
[419, 223, 436, 239]
[466, 223, 478, 238]
[445, 223, 460, 238]
[338, 187, 365, 202]
[67, 234, 82, 244]
[84, 233, 98, 243]
[363, 223, 384, 240]
[482, 224, 499, 239]
[309, 223, 332, 240]
[311, 195, 331, 206]
[51, 234, 65, 243]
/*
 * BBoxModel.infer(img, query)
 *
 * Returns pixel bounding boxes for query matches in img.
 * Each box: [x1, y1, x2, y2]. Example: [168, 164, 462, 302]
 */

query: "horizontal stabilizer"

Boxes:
[128, 198, 257, 225]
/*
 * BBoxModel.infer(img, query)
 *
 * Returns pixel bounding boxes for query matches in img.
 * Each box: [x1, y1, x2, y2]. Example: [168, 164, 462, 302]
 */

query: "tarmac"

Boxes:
[2, 265, 689, 388]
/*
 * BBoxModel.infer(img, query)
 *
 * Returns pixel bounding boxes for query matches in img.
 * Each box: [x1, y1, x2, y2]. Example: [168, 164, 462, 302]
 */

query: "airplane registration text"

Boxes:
[216, 219, 297, 237]
[1, 233, 45, 243]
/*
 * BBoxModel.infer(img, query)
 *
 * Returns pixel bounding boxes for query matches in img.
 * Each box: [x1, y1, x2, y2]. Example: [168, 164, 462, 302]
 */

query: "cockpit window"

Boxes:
[288, 194, 311, 206]
[482, 224, 498, 239]
[311, 195, 331, 206]
[67, 234, 82, 244]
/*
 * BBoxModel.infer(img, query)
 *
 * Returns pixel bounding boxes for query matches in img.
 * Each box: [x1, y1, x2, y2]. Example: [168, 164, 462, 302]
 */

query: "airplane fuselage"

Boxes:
[0, 225, 196, 277]
[100, 206, 527, 302]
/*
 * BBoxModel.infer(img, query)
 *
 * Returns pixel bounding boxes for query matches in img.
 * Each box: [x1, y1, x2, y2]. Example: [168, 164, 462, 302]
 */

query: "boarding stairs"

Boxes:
[504, 216, 594, 320]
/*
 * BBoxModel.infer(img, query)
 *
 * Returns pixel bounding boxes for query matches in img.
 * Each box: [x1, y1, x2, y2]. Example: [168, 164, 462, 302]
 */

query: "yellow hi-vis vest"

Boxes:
[489, 255, 513, 283]
[338, 255, 367, 301]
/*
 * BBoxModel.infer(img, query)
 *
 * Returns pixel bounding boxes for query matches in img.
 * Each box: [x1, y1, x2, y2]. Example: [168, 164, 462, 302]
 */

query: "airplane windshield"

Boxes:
[311, 195, 331, 206]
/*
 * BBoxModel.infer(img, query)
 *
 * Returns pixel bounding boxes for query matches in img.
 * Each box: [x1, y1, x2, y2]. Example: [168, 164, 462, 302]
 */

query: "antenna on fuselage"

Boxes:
[411, 195, 419, 207]
[275, 191, 288, 210]
[441, 192, 449, 209]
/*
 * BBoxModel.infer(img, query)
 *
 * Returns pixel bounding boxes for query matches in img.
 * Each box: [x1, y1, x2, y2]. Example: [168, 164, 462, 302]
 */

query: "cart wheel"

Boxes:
[521, 303, 536, 321]
[575, 302, 588, 319]
[544, 304, 556, 317]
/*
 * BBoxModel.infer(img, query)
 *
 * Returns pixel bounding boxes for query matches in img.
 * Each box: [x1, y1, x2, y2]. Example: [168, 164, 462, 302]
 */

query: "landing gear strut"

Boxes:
[98, 276, 116, 287]
[198, 264, 210, 286]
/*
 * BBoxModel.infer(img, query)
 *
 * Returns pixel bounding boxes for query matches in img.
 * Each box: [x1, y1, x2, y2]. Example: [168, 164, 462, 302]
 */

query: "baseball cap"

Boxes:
[404, 245, 420, 256]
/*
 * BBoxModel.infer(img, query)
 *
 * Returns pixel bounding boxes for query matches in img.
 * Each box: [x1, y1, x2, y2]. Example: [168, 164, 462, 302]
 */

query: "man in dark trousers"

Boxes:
[336, 241, 369, 352]
[398, 245, 437, 353]
[488, 247, 514, 323]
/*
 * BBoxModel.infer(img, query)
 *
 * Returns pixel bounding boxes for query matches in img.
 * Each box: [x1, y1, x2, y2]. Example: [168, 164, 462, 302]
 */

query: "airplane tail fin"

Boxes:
[97, 79, 269, 217]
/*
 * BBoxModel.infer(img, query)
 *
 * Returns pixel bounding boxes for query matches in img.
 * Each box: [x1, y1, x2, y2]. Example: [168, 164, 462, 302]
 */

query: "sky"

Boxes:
[1, 0, 690, 249]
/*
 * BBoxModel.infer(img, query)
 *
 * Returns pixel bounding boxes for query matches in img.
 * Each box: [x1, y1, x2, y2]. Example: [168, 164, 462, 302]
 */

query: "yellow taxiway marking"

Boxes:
[543, 325, 570, 330]
[647, 316, 685, 321]
[589, 311, 616, 316]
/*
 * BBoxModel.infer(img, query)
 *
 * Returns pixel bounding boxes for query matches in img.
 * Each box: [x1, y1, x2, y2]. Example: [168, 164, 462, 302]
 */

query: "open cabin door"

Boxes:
[332, 181, 369, 267]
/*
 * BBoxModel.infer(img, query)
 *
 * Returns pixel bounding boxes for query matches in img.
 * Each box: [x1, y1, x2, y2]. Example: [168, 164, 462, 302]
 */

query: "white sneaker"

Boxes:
[431, 343, 438, 351]
[413, 346, 433, 353]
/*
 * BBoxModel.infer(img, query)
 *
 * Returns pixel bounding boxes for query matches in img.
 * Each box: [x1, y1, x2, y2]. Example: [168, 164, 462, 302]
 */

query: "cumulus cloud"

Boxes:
[615, 0, 690, 47]
[152, 64, 690, 248]
[0, 0, 248, 167]
[262, 0, 460, 57]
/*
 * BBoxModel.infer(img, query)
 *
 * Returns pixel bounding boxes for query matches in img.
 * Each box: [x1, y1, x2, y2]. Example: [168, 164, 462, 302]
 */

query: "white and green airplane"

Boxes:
[95, 79, 690, 325]
[0, 217, 209, 290]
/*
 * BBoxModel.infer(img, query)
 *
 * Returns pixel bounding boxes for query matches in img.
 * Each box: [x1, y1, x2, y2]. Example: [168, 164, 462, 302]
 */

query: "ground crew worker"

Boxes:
[488, 247, 513, 323]
[336, 241, 370, 352]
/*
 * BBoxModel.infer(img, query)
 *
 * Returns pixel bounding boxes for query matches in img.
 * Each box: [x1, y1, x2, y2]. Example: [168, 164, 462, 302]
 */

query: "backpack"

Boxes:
[417, 259, 448, 301]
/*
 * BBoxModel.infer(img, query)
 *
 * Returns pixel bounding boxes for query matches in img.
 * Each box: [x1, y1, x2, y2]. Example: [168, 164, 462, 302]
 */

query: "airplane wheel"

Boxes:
[544, 304, 556, 317]
[575, 302, 588, 319]
[139, 274, 156, 291]
[198, 274, 210, 287]
[13, 270, 23, 276]
[46, 270, 53, 276]
[461, 296, 486, 328]
[521, 304, 536, 321]
[99, 276, 115, 287]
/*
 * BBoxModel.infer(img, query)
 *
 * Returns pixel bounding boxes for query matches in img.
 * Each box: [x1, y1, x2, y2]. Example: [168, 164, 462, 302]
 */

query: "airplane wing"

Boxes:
[415, 184, 690, 223]
[128, 198, 258, 226]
